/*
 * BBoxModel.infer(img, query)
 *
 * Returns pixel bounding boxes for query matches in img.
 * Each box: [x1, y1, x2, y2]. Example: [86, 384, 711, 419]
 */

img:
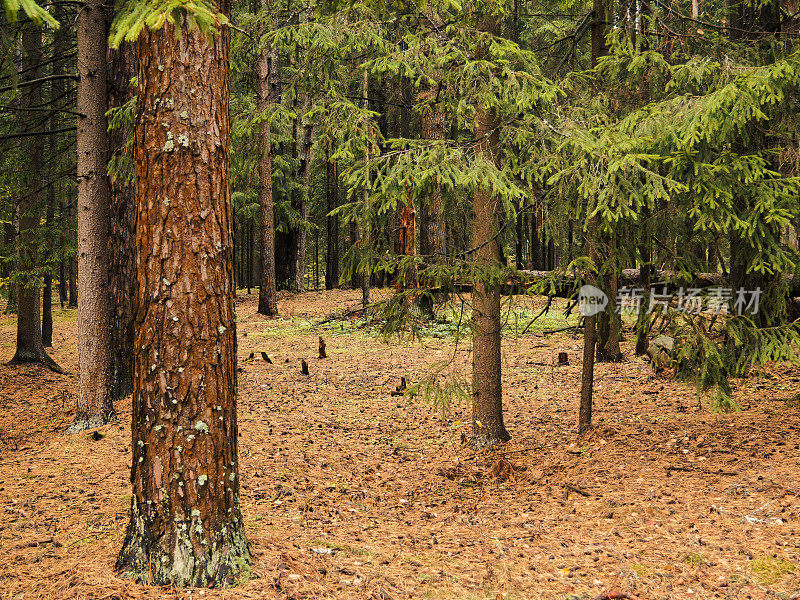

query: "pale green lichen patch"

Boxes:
[194, 421, 210, 434]
[198, 474, 207, 486]
[751, 556, 796, 584]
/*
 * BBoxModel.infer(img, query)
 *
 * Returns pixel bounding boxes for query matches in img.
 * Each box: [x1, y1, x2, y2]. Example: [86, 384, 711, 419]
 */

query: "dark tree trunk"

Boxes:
[108, 36, 138, 401]
[634, 211, 652, 356]
[115, 4, 250, 587]
[295, 111, 312, 293]
[68, 256, 77, 308]
[325, 152, 339, 290]
[515, 203, 524, 270]
[58, 259, 66, 308]
[418, 48, 446, 316]
[42, 135, 56, 348]
[395, 79, 417, 295]
[5, 208, 18, 314]
[256, 39, 279, 316]
[69, 0, 114, 432]
[530, 208, 541, 269]
[9, 20, 60, 372]
[579, 0, 607, 434]
[360, 69, 371, 307]
[471, 11, 509, 448]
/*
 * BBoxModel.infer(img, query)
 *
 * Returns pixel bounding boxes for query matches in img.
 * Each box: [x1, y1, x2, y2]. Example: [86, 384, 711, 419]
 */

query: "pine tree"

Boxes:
[114, 0, 250, 585]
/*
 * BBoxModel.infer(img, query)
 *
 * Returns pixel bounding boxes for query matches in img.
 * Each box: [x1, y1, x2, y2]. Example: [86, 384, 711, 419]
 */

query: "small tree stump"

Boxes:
[301, 359, 309, 375]
[318, 336, 327, 359]
[557, 352, 569, 365]
[390, 377, 407, 397]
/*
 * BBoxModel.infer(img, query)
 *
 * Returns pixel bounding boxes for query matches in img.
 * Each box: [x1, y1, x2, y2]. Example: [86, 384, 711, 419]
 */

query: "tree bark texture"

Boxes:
[115, 7, 250, 586]
[471, 11, 510, 448]
[10, 20, 58, 370]
[256, 15, 278, 316]
[108, 37, 138, 401]
[71, 0, 114, 431]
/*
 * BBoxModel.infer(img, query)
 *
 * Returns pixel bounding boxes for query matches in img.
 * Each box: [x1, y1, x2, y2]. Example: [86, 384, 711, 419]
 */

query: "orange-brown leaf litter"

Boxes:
[1, 289, 799, 599]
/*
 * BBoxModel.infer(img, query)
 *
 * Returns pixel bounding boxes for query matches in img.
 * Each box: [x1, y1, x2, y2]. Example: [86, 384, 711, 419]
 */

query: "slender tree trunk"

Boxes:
[530, 208, 541, 269]
[68, 0, 114, 432]
[115, 6, 250, 586]
[42, 136, 56, 348]
[418, 46, 446, 316]
[579, 0, 607, 434]
[634, 211, 652, 356]
[256, 51, 279, 316]
[42, 204, 54, 347]
[108, 37, 137, 401]
[295, 113, 312, 293]
[58, 259, 66, 308]
[360, 69, 371, 307]
[471, 11, 509, 448]
[315, 226, 320, 290]
[10, 20, 60, 372]
[246, 219, 252, 294]
[68, 256, 77, 308]
[515, 203, 524, 270]
[5, 207, 18, 314]
[325, 152, 339, 289]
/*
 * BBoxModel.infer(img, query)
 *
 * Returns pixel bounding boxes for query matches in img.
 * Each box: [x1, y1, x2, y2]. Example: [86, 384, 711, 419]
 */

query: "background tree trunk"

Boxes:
[115, 7, 250, 586]
[257, 18, 278, 316]
[325, 153, 339, 289]
[70, 0, 114, 432]
[10, 19, 59, 371]
[578, 0, 607, 434]
[107, 32, 138, 402]
[471, 10, 509, 448]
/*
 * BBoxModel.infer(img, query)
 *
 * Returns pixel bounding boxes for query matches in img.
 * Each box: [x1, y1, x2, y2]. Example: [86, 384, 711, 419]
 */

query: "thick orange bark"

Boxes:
[115, 5, 250, 586]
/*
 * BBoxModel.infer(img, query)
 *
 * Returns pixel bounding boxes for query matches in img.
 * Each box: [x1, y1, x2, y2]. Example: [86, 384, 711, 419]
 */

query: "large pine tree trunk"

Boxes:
[70, 0, 114, 432]
[10, 20, 60, 372]
[471, 11, 509, 448]
[115, 7, 250, 586]
[256, 21, 278, 316]
[108, 37, 138, 401]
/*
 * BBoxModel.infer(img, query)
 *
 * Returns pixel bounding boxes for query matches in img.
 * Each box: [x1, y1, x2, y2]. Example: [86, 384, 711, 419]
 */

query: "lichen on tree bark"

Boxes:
[115, 2, 250, 587]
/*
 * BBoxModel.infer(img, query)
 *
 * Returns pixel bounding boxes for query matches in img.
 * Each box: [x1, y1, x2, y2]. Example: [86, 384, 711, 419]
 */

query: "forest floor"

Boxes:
[1, 289, 800, 600]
